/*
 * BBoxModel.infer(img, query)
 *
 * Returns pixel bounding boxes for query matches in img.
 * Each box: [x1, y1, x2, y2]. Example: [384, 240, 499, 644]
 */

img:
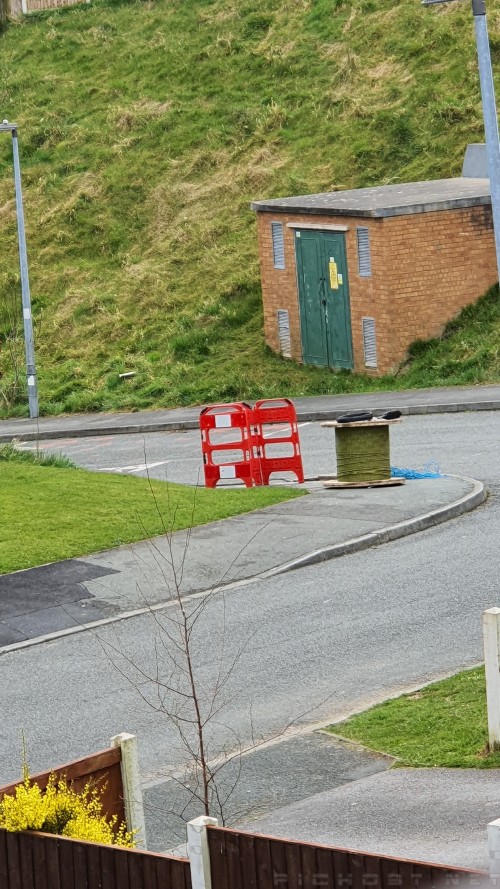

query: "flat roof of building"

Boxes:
[250, 177, 491, 219]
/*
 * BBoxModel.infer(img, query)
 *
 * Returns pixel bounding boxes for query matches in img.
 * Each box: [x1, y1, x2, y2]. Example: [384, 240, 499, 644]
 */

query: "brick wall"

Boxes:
[255, 203, 497, 375]
[379, 205, 496, 371]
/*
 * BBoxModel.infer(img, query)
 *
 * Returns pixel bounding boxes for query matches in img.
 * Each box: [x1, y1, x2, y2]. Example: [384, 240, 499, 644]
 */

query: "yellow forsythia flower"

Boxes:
[0, 773, 135, 848]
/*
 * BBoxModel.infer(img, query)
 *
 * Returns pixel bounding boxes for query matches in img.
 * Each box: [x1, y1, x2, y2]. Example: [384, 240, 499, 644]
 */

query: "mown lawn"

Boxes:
[328, 666, 500, 769]
[1, 456, 303, 573]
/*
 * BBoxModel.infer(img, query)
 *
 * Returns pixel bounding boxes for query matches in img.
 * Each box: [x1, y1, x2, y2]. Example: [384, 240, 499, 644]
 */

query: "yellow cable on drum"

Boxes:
[335, 425, 391, 483]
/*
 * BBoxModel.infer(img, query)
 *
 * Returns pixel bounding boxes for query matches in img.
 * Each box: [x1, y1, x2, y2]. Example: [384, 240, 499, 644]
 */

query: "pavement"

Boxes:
[244, 762, 499, 870]
[0, 384, 498, 871]
[2, 382, 500, 442]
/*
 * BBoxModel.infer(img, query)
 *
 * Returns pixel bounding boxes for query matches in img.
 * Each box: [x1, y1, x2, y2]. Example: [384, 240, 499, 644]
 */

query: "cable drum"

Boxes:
[335, 424, 391, 483]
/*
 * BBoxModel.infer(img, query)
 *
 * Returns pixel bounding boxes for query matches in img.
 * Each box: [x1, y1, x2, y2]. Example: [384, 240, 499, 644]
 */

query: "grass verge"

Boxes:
[327, 666, 500, 769]
[0, 448, 303, 573]
[0, 442, 75, 468]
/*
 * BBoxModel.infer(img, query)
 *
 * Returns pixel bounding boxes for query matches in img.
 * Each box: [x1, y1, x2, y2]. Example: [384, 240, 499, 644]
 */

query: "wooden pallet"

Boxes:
[321, 418, 401, 428]
[322, 477, 405, 489]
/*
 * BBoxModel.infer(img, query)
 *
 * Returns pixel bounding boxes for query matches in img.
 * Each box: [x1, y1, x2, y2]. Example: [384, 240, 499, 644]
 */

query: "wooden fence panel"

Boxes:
[59, 836, 76, 888]
[142, 854, 158, 889]
[241, 832, 258, 889]
[207, 826, 490, 889]
[6, 832, 22, 889]
[20, 832, 36, 889]
[316, 846, 335, 887]
[32, 832, 48, 889]
[26, 0, 87, 12]
[1, 0, 22, 16]
[286, 842, 303, 889]
[2, 0, 88, 14]
[171, 856, 193, 889]
[209, 826, 227, 889]
[86, 841, 102, 889]
[0, 829, 8, 888]
[43, 834, 62, 889]
[0, 746, 125, 826]
[100, 844, 117, 889]
[0, 828, 192, 889]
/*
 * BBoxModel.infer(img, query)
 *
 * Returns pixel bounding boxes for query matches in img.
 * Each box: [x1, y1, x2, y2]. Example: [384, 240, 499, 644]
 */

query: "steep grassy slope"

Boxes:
[0, 0, 498, 416]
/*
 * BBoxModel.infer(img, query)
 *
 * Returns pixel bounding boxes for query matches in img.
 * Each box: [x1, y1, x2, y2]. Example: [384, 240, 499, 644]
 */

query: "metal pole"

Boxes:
[472, 0, 500, 288]
[0, 120, 39, 418]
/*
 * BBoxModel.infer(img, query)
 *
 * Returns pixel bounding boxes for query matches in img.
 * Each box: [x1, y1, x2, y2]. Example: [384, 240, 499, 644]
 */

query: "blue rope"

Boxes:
[391, 462, 443, 479]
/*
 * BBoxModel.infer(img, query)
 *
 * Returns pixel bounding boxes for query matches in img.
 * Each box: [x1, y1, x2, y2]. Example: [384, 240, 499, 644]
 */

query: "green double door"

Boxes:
[295, 229, 353, 369]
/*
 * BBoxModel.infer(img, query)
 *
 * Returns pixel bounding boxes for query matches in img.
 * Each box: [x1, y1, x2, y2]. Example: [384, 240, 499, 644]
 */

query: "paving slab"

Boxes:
[244, 765, 499, 870]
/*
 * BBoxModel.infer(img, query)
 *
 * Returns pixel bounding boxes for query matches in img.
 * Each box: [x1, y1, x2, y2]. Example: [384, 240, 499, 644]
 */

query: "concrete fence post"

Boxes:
[483, 608, 500, 751]
[187, 816, 218, 889]
[488, 818, 500, 878]
[110, 732, 147, 849]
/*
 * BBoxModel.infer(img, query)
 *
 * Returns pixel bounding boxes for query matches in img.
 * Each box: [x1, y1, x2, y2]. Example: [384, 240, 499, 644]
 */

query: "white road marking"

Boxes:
[96, 460, 171, 474]
[262, 421, 310, 439]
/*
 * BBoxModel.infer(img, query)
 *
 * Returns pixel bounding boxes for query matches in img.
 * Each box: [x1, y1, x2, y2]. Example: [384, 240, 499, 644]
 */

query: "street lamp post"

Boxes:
[422, 0, 500, 288]
[0, 119, 39, 419]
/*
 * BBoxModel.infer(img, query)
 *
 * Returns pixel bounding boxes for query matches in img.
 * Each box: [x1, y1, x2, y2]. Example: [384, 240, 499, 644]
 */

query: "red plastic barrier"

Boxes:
[252, 398, 304, 485]
[200, 403, 260, 488]
[200, 399, 304, 487]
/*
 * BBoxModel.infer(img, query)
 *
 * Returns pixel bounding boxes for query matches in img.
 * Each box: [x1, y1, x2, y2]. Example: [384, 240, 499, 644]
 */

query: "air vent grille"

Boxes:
[271, 222, 285, 269]
[277, 309, 291, 358]
[362, 316, 377, 368]
[357, 227, 372, 277]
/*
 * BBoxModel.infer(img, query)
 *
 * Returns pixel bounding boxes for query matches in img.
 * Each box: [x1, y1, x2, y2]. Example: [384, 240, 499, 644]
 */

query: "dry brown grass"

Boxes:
[39, 172, 103, 225]
[113, 99, 174, 132]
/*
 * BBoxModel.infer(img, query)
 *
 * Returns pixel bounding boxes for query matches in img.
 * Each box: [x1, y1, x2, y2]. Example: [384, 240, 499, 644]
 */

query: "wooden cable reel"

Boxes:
[321, 417, 404, 488]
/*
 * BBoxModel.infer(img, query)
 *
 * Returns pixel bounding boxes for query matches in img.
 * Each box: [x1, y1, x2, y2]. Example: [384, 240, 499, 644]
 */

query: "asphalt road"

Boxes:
[17, 410, 494, 485]
[3, 412, 500, 850]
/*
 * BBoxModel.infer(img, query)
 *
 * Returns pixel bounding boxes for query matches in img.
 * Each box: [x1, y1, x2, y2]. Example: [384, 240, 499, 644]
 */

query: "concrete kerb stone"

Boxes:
[1, 400, 500, 443]
[407, 401, 500, 415]
[0, 420, 200, 444]
[261, 475, 486, 578]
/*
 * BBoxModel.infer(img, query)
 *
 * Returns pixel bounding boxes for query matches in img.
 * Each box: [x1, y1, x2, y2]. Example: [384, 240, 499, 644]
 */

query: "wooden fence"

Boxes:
[26, 0, 89, 12]
[207, 826, 490, 889]
[4, 0, 88, 16]
[0, 811, 492, 889]
[0, 745, 126, 826]
[0, 827, 192, 889]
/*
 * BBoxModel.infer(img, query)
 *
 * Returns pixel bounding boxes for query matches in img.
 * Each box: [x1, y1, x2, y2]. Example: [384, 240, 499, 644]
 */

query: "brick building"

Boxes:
[251, 175, 497, 375]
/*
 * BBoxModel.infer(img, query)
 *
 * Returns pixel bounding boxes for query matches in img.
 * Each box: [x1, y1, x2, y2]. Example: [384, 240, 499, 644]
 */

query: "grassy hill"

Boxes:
[0, 0, 499, 417]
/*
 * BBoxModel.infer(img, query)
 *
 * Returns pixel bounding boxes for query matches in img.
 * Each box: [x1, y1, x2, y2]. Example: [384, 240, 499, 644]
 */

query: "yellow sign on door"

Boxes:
[329, 258, 339, 290]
